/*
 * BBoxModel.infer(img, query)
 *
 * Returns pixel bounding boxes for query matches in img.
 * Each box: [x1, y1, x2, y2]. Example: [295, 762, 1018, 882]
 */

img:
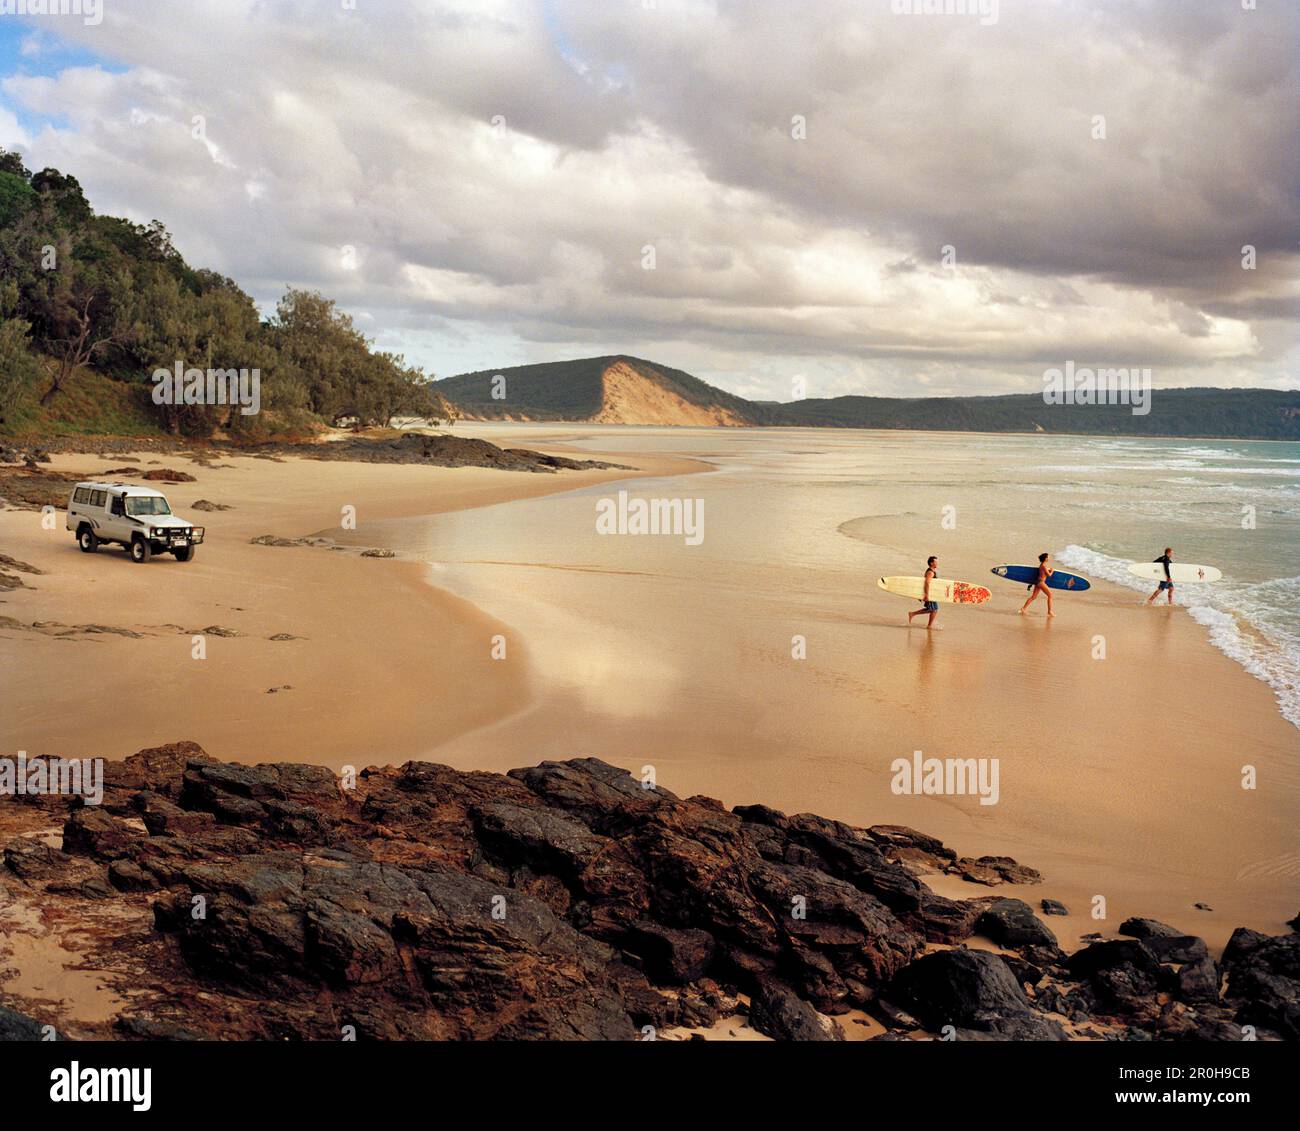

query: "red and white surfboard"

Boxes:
[877, 576, 992, 604]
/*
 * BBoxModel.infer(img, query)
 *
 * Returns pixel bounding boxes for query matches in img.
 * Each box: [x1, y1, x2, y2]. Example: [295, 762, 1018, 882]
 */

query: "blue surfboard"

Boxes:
[990, 565, 1091, 591]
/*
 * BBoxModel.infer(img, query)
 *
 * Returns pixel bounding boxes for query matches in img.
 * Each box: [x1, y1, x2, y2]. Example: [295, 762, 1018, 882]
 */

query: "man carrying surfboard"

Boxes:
[1019, 552, 1056, 617]
[907, 556, 941, 630]
[1146, 547, 1176, 606]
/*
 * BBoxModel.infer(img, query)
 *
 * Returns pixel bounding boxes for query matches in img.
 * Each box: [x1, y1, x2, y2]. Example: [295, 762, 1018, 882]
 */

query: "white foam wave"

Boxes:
[1196, 467, 1300, 478]
[1164, 446, 1243, 459]
[1033, 460, 1233, 473]
[1057, 545, 1300, 728]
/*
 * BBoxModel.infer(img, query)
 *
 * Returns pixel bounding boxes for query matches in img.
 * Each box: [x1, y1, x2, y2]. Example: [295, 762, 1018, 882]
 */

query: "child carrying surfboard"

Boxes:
[907, 556, 941, 630]
[1146, 547, 1175, 606]
[1019, 552, 1056, 617]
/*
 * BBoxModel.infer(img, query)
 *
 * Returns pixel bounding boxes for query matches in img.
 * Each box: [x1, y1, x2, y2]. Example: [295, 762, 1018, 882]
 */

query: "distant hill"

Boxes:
[774, 388, 1300, 439]
[437, 356, 1300, 440]
[436, 356, 754, 426]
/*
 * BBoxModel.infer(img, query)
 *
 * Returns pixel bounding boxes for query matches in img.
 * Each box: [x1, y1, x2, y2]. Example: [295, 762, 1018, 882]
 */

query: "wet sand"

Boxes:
[1, 428, 1295, 968]
[398, 425, 1300, 956]
[0, 445, 703, 767]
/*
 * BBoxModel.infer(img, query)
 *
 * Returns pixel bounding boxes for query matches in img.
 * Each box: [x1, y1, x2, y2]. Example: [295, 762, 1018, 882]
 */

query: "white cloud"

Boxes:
[1, 0, 1295, 395]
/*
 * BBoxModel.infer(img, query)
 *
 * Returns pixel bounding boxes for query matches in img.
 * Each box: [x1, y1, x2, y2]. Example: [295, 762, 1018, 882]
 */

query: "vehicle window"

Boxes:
[73, 488, 88, 504]
[125, 496, 172, 517]
[92, 490, 106, 507]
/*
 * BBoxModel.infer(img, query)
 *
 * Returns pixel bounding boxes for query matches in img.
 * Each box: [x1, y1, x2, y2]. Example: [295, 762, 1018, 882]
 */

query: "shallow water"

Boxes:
[398, 426, 1299, 729]
[343, 424, 1299, 940]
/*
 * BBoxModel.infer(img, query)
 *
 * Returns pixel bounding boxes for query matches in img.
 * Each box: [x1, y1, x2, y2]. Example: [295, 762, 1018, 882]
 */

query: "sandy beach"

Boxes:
[0, 443, 705, 767]
[1, 427, 1295, 984]
[4, 0, 1300, 1104]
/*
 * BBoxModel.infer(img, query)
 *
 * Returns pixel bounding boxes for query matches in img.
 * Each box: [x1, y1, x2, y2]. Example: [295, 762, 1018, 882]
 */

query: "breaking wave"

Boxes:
[1057, 544, 1300, 728]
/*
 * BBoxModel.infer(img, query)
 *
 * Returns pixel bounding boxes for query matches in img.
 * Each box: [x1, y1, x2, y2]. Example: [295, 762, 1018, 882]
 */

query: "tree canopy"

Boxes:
[0, 149, 452, 437]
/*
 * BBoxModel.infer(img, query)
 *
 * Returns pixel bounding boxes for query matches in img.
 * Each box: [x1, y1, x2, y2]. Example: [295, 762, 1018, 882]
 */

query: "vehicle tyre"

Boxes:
[77, 527, 98, 553]
[130, 537, 151, 564]
[173, 545, 195, 562]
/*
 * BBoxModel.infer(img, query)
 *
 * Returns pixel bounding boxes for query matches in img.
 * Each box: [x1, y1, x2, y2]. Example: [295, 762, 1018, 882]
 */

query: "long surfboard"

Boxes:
[1127, 561, 1222, 584]
[878, 576, 991, 604]
[990, 565, 1091, 591]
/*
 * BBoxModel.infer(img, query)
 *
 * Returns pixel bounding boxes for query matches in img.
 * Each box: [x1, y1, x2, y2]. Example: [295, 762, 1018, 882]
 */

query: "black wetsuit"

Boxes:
[1155, 554, 1173, 589]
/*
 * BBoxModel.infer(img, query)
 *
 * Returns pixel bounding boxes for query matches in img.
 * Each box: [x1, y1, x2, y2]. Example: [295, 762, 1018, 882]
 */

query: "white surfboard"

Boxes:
[877, 576, 991, 604]
[1127, 561, 1222, 584]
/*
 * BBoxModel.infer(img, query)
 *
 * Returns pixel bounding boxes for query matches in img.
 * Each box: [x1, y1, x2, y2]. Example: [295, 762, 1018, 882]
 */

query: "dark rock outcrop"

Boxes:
[1062, 931, 1234, 1029]
[0, 1006, 64, 1042]
[0, 743, 1291, 1042]
[4, 837, 62, 879]
[1119, 917, 1182, 940]
[975, 898, 1059, 951]
[1221, 928, 1300, 1038]
[623, 921, 716, 984]
[749, 978, 844, 1041]
[884, 948, 1066, 1040]
[275, 432, 624, 474]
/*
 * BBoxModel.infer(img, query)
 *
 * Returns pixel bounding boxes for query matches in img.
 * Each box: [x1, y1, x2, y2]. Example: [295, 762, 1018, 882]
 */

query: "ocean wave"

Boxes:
[1195, 467, 1300, 478]
[1164, 446, 1244, 460]
[1057, 545, 1300, 728]
[1034, 461, 1216, 473]
[1014, 482, 1116, 494]
[1153, 476, 1297, 490]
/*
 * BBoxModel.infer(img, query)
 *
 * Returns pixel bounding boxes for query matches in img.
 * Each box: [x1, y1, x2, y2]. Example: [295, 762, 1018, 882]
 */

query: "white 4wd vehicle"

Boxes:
[67, 482, 205, 563]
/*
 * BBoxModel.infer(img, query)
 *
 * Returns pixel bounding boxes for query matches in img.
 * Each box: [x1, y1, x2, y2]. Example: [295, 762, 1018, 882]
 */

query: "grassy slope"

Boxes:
[1, 363, 162, 439]
[436, 357, 610, 419]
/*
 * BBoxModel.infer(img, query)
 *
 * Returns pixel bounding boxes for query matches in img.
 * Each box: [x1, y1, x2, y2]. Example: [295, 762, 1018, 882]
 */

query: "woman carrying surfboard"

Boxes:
[1018, 552, 1056, 617]
[907, 556, 941, 630]
[1145, 547, 1176, 606]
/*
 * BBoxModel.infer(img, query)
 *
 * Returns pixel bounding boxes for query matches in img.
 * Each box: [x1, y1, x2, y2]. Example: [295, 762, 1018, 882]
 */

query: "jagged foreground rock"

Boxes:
[0, 744, 1295, 1041]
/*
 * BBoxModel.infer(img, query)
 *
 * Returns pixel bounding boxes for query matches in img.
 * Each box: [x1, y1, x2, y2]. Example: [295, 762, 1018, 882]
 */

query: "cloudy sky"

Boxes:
[0, 0, 1295, 401]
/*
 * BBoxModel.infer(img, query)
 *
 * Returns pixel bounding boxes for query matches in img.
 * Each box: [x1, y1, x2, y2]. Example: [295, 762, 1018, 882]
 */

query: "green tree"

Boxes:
[268, 288, 371, 424]
[0, 152, 455, 437]
[34, 244, 134, 405]
[0, 281, 42, 423]
[0, 170, 35, 226]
